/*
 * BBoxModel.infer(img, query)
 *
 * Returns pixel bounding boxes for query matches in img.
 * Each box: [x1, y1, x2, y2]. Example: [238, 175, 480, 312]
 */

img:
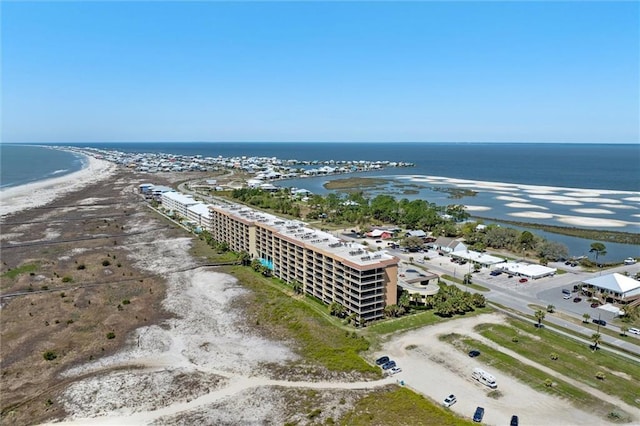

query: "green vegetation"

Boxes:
[339, 386, 474, 426]
[106, 332, 116, 340]
[324, 177, 391, 190]
[42, 351, 57, 361]
[2, 263, 39, 279]
[365, 306, 491, 336]
[441, 275, 489, 292]
[473, 319, 640, 408]
[472, 216, 640, 246]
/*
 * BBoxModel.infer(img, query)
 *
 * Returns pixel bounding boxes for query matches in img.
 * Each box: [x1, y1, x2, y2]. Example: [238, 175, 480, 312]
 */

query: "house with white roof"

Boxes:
[581, 273, 640, 304]
[430, 237, 467, 254]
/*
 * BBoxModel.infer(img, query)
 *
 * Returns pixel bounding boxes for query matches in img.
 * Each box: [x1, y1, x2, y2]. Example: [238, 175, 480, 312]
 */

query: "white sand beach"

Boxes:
[0, 154, 117, 218]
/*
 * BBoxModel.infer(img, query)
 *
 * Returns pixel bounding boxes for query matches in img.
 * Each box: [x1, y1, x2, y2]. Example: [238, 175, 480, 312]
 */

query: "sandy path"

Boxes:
[378, 313, 638, 426]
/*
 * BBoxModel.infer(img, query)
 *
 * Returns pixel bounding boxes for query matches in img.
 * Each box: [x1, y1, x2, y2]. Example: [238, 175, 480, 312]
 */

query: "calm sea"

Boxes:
[2, 142, 638, 260]
[61, 142, 640, 192]
[0, 144, 86, 189]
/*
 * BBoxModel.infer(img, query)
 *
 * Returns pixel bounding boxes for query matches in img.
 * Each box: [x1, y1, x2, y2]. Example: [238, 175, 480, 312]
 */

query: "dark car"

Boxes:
[592, 319, 607, 326]
[510, 415, 519, 426]
[381, 360, 396, 370]
[489, 270, 502, 276]
[590, 303, 600, 308]
[573, 297, 582, 303]
[473, 406, 485, 423]
[375, 356, 390, 366]
[518, 278, 528, 283]
[468, 350, 481, 357]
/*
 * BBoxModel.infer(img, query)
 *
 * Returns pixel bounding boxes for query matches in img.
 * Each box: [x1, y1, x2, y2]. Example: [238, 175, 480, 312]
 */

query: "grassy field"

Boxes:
[338, 386, 475, 426]
[364, 307, 492, 336]
[474, 319, 640, 408]
[441, 274, 490, 292]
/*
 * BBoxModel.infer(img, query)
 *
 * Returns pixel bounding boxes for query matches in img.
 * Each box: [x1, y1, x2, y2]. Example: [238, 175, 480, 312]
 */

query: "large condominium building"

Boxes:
[207, 202, 399, 322]
[161, 191, 199, 218]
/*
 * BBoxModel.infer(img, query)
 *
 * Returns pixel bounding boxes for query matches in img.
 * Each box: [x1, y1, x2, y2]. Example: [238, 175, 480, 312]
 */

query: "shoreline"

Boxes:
[0, 153, 118, 218]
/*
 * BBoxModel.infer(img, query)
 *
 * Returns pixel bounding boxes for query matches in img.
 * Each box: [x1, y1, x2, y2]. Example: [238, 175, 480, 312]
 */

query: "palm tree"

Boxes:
[620, 325, 629, 337]
[546, 304, 555, 313]
[534, 310, 546, 328]
[582, 313, 591, 323]
[589, 242, 607, 268]
[292, 280, 303, 295]
[591, 333, 602, 351]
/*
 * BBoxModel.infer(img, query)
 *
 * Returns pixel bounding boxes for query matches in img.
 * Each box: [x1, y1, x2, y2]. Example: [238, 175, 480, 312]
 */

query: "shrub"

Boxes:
[43, 350, 57, 361]
[544, 379, 553, 387]
[102, 260, 111, 267]
[77, 264, 86, 270]
[106, 332, 116, 339]
[511, 336, 519, 343]
[60, 292, 66, 298]
[61, 276, 73, 283]
[596, 371, 606, 380]
[122, 299, 131, 305]
[550, 352, 559, 360]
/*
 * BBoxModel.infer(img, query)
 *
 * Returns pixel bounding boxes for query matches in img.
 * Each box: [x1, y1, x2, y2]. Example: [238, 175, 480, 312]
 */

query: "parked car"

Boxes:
[592, 319, 607, 326]
[628, 328, 640, 335]
[443, 394, 457, 407]
[510, 415, 519, 426]
[519, 278, 528, 283]
[624, 257, 637, 265]
[573, 297, 582, 303]
[563, 293, 572, 299]
[590, 302, 600, 308]
[489, 270, 502, 276]
[381, 360, 396, 370]
[468, 349, 481, 357]
[388, 366, 402, 375]
[375, 356, 390, 366]
[473, 406, 485, 423]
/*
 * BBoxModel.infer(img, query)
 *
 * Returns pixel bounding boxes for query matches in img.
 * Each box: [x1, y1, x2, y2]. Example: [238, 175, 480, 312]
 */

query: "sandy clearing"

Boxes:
[377, 313, 638, 426]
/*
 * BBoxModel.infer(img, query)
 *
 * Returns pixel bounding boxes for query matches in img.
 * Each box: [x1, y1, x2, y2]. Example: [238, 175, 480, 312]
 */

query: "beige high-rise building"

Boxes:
[208, 203, 398, 322]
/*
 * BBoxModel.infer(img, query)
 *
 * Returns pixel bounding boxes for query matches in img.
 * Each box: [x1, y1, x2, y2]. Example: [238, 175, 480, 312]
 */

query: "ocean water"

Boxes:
[61, 142, 640, 192]
[0, 144, 85, 188]
[4, 142, 639, 260]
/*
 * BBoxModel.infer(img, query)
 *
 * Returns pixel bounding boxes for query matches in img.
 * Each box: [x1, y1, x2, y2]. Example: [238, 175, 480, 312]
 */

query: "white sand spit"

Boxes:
[505, 202, 548, 210]
[600, 204, 638, 210]
[571, 208, 615, 215]
[495, 196, 529, 202]
[528, 194, 580, 202]
[0, 155, 117, 217]
[555, 215, 634, 228]
[550, 200, 583, 206]
[463, 205, 492, 212]
[624, 197, 640, 202]
[508, 212, 554, 219]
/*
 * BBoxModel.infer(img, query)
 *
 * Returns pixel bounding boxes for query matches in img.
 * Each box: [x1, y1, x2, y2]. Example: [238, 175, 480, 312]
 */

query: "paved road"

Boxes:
[368, 240, 640, 358]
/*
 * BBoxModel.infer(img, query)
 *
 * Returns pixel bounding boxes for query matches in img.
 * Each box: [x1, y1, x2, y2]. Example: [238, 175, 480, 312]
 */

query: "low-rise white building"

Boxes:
[187, 203, 212, 230]
[500, 262, 556, 279]
[581, 273, 640, 304]
[161, 191, 199, 218]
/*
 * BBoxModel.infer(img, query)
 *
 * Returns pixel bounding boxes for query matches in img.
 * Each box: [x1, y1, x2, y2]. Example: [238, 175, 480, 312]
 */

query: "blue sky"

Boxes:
[2, 1, 638, 143]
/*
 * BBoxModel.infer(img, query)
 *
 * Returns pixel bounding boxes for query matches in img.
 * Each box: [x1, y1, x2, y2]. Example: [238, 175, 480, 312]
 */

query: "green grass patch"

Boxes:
[474, 319, 640, 409]
[365, 307, 492, 336]
[339, 386, 474, 426]
[2, 263, 39, 279]
[441, 275, 490, 292]
[224, 265, 377, 374]
[439, 333, 629, 417]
